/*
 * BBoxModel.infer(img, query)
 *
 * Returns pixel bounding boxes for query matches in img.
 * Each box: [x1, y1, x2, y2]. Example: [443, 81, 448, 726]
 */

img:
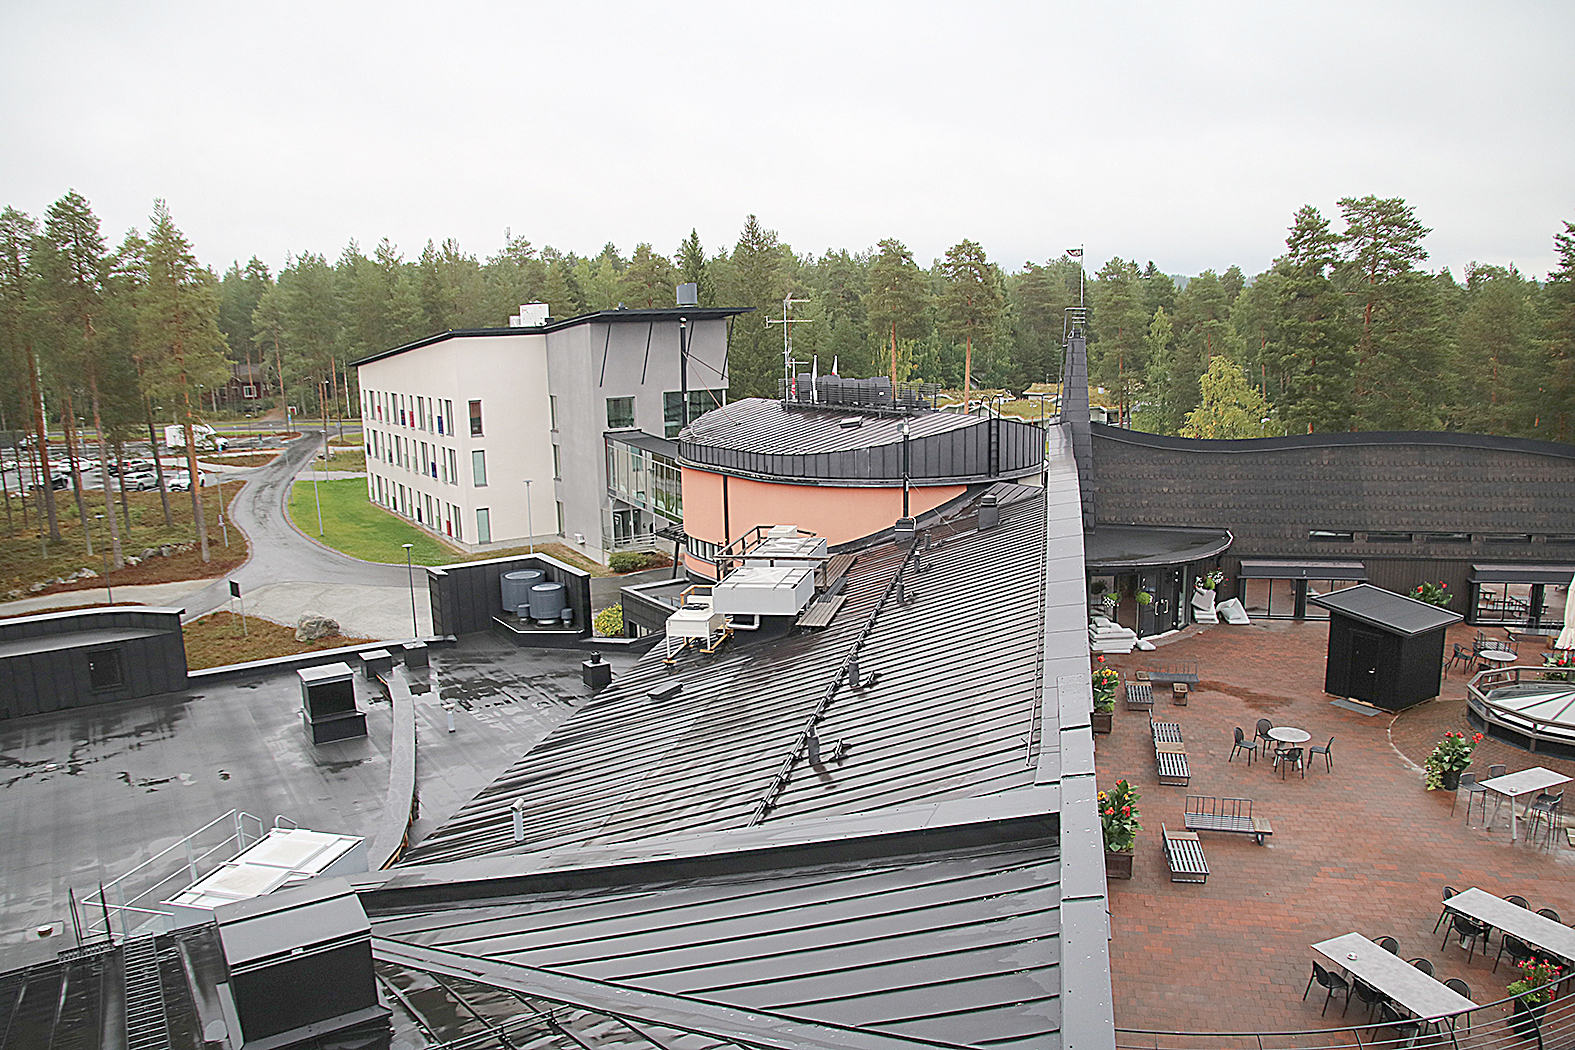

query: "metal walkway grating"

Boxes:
[122, 937, 171, 1050]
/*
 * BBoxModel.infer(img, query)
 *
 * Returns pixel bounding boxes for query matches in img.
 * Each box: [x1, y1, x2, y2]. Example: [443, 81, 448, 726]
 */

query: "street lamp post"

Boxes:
[95, 514, 112, 605]
[523, 478, 534, 554]
[402, 542, 418, 639]
[311, 436, 323, 536]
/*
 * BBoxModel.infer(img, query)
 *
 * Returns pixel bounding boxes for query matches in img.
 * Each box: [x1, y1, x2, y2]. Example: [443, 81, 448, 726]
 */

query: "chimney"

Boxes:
[978, 493, 1000, 529]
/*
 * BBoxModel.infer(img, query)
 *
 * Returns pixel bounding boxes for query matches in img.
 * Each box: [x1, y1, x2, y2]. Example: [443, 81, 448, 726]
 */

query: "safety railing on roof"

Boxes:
[72, 809, 272, 942]
[1118, 986, 1572, 1050]
[1466, 663, 1575, 758]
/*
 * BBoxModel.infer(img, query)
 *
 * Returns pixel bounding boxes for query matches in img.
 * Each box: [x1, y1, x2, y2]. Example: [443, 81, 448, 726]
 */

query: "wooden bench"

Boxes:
[1161, 824, 1208, 882]
[1184, 795, 1273, 844]
[1124, 680, 1154, 711]
[1151, 720, 1190, 786]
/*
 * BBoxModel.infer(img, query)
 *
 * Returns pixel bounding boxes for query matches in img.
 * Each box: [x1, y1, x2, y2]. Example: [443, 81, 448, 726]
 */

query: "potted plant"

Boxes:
[1507, 957, 1561, 1036]
[1091, 659, 1118, 734]
[1414, 580, 1451, 609]
[1424, 730, 1483, 791]
[1101, 780, 1141, 878]
[1135, 590, 1154, 607]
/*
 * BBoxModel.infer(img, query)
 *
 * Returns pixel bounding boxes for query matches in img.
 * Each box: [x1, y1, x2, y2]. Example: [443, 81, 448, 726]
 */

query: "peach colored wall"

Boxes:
[680, 467, 965, 548]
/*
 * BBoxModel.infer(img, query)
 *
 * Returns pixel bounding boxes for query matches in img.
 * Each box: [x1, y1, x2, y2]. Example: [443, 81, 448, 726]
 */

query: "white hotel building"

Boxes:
[353, 300, 745, 562]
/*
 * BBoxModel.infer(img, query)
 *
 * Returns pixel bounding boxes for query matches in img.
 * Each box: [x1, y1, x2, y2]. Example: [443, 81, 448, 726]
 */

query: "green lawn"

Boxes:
[287, 478, 461, 565]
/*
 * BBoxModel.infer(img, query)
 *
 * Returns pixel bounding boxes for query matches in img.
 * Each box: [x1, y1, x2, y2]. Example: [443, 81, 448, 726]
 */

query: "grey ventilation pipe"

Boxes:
[979, 493, 1000, 530]
[511, 798, 526, 843]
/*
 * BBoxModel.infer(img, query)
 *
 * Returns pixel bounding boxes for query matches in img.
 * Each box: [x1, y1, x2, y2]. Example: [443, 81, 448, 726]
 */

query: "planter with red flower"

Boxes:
[1414, 580, 1451, 609]
[1101, 779, 1142, 879]
[1424, 730, 1483, 791]
[1508, 957, 1561, 1037]
[1091, 658, 1118, 735]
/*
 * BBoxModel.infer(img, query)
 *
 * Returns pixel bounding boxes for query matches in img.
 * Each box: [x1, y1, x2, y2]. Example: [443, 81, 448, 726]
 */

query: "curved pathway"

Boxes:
[179, 431, 432, 638]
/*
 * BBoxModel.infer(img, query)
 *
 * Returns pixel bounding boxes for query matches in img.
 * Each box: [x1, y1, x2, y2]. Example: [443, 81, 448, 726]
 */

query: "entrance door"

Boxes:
[1155, 568, 1184, 633]
[1349, 629, 1384, 702]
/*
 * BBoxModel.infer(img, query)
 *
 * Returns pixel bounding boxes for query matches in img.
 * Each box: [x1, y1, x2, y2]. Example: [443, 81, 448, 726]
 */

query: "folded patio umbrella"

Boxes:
[1557, 574, 1575, 651]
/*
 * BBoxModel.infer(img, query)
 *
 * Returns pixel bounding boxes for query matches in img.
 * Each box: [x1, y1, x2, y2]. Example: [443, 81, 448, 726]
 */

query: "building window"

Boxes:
[472, 449, 487, 487]
[549, 395, 558, 430]
[556, 500, 565, 535]
[1365, 532, 1413, 543]
[1484, 534, 1532, 544]
[87, 648, 123, 691]
[1308, 530, 1354, 542]
[476, 507, 491, 544]
[1424, 532, 1472, 543]
[469, 399, 484, 437]
[552, 444, 561, 480]
[447, 448, 457, 485]
[1547, 535, 1575, 545]
[664, 389, 726, 438]
[452, 504, 461, 541]
[687, 536, 719, 562]
[606, 396, 635, 430]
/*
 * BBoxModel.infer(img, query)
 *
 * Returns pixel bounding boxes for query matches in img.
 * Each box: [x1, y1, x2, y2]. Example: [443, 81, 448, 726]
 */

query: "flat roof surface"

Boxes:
[0, 627, 168, 659]
[1308, 582, 1463, 634]
[0, 636, 626, 968]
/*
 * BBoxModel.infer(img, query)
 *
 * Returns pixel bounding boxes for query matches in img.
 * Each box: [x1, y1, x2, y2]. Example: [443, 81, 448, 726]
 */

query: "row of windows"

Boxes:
[364, 389, 477, 437]
[365, 428, 473, 486]
[369, 471, 470, 542]
[1308, 530, 1570, 544]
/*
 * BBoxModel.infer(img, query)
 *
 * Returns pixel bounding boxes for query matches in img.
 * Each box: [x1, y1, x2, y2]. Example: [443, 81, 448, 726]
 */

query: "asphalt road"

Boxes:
[179, 431, 419, 629]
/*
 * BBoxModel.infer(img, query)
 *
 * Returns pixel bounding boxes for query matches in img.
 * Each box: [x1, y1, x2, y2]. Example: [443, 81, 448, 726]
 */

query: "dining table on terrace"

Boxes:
[1476, 767, 1572, 842]
[1441, 889, 1575, 966]
[1312, 932, 1478, 1023]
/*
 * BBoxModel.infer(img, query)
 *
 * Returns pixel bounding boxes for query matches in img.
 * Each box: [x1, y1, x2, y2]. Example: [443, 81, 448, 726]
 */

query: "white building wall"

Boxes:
[357, 334, 553, 552]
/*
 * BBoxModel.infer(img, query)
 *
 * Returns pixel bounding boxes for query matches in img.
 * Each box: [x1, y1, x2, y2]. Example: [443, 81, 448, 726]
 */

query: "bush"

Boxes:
[609, 552, 657, 573]
[593, 604, 624, 637]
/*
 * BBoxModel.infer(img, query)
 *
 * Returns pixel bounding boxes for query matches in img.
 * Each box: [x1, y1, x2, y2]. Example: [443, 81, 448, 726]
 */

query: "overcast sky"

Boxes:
[3, 0, 1571, 283]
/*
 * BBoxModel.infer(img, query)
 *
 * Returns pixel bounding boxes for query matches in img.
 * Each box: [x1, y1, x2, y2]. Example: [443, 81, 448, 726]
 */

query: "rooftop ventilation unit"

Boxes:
[508, 303, 550, 327]
[712, 566, 816, 617]
[676, 282, 699, 307]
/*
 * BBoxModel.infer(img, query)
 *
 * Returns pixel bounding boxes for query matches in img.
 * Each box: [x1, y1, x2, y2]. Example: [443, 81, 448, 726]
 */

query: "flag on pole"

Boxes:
[1066, 247, 1084, 258]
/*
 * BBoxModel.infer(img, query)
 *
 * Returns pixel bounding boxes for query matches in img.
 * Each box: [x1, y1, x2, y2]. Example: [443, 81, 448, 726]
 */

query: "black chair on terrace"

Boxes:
[1378, 1001, 1421, 1043]
[1494, 934, 1535, 974]
[1230, 726, 1258, 765]
[1304, 961, 1352, 1016]
[1443, 979, 1472, 1032]
[1308, 736, 1334, 772]
[1353, 979, 1388, 1020]
[1275, 746, 1306, 779]
[1409, 957, 1434, 976]
[1433, 886, 1460, 934]
[1377, 936, 1399, 954]
[1442, 913, 1489, 962]
[1538, 907, 1561, 923]
[1454, 773, 1488, 823]
[1255, 718, 1274, 756]
[1506, 895, 1530, 909]
[1527, 791, 1564, 846]
[1447, 643, 1473, 675]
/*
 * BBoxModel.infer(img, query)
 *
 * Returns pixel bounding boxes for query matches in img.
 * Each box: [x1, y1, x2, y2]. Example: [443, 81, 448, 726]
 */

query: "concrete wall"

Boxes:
[0, 607, 187, 719]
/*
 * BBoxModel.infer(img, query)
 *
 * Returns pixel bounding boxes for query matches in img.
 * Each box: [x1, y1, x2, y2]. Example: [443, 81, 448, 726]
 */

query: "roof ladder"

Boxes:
[122, 936, 172, 1050]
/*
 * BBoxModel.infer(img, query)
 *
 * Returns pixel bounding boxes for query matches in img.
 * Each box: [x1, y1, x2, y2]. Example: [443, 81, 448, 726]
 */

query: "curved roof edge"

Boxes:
[351, 305, 753, 368]
[676, 459, 1045, 488]
[1091, 424, 1575, 462]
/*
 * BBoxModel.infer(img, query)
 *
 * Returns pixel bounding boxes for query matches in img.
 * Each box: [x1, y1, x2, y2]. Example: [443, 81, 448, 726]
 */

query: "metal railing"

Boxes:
[73, 809, 269, 942]
[1466, 664, 1575, 759]
[1117, 985, 1572, 1050]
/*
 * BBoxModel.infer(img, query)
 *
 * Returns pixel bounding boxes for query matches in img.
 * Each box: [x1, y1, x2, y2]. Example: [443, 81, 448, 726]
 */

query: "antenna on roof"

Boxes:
[767, 295, 811, 401]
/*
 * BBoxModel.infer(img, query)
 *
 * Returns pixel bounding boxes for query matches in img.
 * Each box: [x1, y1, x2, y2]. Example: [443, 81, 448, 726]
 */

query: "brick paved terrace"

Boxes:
[1097, 619, 1575, 1039]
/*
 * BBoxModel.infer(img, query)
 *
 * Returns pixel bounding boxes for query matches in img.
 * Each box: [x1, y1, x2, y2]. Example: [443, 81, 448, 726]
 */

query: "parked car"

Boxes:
[164, 472, 192, 492]
[30, 471, 70, 490]
[124, 471, 158, 490]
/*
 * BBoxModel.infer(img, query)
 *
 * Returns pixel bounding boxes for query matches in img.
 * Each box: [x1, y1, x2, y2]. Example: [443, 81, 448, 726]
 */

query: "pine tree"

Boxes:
[619, 243, 677, 308]
[937, 240, 1004, 408]
[1089, 258, 1148, 422]
[1543, 221, 1575, 441]
[38, 191, 124, 565]
[0, 207, 59, 540]
[864, 239, 929, 385]
[724, 216, 791, 398]
[675, 229, 714, 306]
[138, 200, 229, 562]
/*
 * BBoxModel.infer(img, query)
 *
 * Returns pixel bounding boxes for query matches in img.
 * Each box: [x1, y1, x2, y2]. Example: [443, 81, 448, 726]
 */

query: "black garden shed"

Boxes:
[1309, 584, 1463, 711]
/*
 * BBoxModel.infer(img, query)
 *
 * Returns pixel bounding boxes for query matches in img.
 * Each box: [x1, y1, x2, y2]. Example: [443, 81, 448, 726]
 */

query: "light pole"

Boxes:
[95, 514, 112, 605]
[523, 478, 534, 554]
[402, 542, 418, 639]
[311, 435, 323, 536]
[215, 467, 228, 547]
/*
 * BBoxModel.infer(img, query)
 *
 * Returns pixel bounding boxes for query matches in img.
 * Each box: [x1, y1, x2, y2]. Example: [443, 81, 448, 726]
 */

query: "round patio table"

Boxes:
[1267, 727, 1311, 745]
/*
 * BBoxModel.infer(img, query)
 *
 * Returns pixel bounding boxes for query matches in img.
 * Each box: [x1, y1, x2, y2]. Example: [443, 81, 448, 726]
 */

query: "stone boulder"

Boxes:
[295, 613, 340, 642]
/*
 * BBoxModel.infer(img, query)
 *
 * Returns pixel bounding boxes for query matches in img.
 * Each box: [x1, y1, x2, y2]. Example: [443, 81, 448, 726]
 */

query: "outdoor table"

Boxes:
[1313, 932, 1477, 1022]
[1443, 888, 1575, 966]
[1477, 648, 1516, 671]
[1477, 767, 1572, 842]
[1268, 727, 1311, 745]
